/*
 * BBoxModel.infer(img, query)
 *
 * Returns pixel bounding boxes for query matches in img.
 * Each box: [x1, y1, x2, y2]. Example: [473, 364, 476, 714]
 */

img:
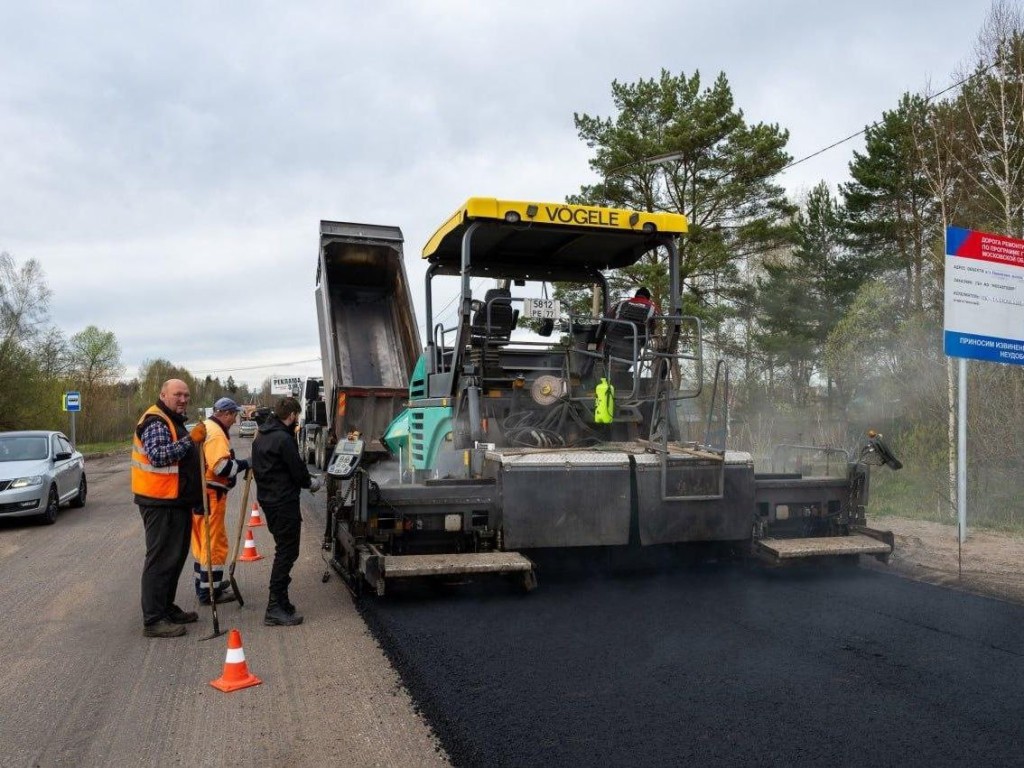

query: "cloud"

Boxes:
[0, 0, 993, 389]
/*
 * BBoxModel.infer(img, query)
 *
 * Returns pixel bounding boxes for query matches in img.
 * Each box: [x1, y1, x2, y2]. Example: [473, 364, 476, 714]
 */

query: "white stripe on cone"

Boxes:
[225, 647, 246, 664]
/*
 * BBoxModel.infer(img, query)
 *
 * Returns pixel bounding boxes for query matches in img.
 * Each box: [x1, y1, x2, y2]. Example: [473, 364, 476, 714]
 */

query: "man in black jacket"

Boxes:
[251, 397, 322, 626]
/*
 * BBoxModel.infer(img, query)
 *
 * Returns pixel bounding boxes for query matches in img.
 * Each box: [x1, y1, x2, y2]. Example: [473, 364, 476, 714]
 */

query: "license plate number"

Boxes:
[523, 298, 560, 319]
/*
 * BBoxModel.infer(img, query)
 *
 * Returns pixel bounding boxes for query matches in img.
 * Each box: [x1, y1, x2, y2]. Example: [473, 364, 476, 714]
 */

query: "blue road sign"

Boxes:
[64, 391, 81, 412]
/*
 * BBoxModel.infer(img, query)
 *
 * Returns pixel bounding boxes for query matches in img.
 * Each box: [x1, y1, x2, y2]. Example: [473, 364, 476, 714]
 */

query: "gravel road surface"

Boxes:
[0, 448, 447, 768]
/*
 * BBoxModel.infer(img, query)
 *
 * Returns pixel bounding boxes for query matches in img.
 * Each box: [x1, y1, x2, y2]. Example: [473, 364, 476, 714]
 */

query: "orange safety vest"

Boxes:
[131, 406, 182, 500]
[203, 418, 235, 494]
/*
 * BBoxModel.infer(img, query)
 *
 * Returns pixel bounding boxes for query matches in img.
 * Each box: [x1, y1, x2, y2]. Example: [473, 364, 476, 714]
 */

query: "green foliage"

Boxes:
[78, 440, 132, 456]
[69, 325, 123, 388]
[843, 94, 942, 317]
[754, 183, 865, 406]
[953, 26, 1024, 236]
[823, 280, 901, 407]
[136, 358, 196, 408]
[0, 252, 55, 430]
[569, 69, 795, 321]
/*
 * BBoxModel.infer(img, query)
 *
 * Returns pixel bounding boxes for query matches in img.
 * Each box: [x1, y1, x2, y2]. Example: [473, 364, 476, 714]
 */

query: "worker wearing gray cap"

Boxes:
[191, 397, 250, 605]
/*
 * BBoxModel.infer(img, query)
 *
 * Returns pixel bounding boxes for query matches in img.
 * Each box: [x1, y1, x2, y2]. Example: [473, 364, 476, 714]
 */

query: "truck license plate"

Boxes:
[523, 298, 560, 319]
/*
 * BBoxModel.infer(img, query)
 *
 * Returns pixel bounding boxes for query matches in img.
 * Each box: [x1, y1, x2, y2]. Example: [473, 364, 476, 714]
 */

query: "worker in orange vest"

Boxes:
[191, 397, 250, 605]
[131, 379, 206, 638]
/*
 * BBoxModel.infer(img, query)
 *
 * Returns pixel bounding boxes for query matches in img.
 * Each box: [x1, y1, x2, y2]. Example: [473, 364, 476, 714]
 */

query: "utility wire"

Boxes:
[780, 62, 997, 172]
[608, 62, 997, 179]
[190, 357, 321, 375]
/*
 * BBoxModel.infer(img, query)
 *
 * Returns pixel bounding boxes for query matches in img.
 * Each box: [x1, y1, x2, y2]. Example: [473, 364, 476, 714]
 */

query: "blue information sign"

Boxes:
[64, 391, 81, 412]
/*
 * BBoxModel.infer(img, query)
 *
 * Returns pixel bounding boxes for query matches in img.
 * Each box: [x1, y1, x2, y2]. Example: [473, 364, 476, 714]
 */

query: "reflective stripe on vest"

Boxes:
[131, 406, 181, 499]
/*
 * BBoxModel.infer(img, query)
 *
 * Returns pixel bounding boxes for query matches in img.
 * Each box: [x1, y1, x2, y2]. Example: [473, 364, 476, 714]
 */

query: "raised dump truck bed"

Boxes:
[309, 221, 421, 466]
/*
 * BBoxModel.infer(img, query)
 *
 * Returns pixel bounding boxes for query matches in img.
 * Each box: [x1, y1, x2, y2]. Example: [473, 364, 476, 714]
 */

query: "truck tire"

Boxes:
[320, 437, 333, 471]
[315, 431, 326, 470]
[305, 430, 316, 465]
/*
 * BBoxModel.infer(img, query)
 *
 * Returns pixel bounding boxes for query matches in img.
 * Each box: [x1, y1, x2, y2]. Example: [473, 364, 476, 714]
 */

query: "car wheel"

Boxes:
[70, 474, 87, 508]
[40, 485, 60, 525]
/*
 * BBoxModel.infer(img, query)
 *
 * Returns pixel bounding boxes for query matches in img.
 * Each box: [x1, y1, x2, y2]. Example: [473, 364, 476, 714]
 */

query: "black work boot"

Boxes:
[143, 619, 187, 638]
[199, 587, 236, 606]
[280, 593, 298, 616]
[167, 604, 199, 624]
[264, 596, 303, 626]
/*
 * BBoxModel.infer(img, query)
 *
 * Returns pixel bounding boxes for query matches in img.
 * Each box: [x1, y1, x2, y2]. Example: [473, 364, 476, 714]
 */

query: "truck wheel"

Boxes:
[305, 433, 315, 465]
[314, 432, 325, 469]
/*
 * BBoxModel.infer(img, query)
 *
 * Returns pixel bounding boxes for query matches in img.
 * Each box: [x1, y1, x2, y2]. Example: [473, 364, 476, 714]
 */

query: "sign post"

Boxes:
[943, 227, 1024, 542]
[63, 391, 82, 447]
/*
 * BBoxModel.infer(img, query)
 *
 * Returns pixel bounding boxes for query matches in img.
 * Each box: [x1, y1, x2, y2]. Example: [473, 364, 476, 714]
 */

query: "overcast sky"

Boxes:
[0, 0, 994, 395]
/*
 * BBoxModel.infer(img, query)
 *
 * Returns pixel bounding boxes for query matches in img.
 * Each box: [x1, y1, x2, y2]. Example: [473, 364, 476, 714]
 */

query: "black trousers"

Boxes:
[263, 503, 301, 600]
[138, 503, 192, 625]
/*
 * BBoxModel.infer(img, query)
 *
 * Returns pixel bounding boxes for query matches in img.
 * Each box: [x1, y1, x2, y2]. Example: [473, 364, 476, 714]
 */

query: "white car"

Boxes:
[238, 420, 258, 438]
[0, 431, 86, 524]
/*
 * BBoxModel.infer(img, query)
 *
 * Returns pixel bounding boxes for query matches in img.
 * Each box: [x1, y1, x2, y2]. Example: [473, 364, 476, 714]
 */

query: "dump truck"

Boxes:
[307, 221, 421, 471]
[319, 198, 901, 596]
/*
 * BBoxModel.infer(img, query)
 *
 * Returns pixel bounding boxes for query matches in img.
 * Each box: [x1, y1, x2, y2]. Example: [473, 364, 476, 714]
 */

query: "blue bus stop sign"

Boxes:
[64, 391, 81, 412]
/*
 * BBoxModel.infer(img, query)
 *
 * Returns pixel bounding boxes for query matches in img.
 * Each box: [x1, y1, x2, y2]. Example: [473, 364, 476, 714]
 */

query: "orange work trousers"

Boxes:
[191, 489, 230, 599]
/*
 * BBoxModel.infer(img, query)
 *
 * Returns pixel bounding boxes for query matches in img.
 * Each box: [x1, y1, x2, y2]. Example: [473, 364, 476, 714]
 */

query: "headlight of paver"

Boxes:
[10, 476, 44, 488]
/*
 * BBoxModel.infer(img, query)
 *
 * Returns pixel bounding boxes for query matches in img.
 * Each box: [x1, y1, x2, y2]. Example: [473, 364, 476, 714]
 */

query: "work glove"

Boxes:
[189, 422, 207, 443]
[309, 476, 323, 494]
[235, 458, 250, 473]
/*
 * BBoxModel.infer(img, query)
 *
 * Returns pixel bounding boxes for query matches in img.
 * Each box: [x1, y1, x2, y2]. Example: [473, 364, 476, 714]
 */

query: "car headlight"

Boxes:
[10, 476, 44, 489]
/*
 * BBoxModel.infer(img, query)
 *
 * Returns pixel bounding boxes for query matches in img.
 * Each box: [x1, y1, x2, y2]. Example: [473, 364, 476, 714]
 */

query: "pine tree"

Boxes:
[569, 69, 794, 319]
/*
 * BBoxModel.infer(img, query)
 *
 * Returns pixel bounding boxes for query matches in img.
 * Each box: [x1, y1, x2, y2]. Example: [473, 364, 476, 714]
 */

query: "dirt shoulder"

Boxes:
[867, 516, 1024, 606]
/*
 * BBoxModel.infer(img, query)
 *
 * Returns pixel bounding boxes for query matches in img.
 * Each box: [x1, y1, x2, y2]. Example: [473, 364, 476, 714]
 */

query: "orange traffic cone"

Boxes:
[210, 629, 262, 692]
[248, 502, 265, 527]
[238, 530, 264, 562]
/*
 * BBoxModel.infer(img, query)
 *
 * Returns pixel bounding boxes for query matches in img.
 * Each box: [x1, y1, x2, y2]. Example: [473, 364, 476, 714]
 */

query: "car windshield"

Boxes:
[0, 436, 49, 461]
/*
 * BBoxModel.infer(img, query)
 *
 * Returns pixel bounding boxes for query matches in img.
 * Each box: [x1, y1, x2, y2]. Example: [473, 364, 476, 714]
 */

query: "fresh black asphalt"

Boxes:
[359, 557, 1024, 768]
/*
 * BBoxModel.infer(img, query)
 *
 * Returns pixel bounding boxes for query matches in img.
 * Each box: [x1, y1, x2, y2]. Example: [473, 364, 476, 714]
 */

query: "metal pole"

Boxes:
[957, 357, 967, 544]
[70, 412, 76, 448]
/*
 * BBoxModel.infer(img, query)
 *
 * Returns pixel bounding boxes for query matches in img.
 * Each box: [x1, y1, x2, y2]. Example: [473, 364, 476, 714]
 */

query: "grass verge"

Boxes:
[79, 440, 131, 457]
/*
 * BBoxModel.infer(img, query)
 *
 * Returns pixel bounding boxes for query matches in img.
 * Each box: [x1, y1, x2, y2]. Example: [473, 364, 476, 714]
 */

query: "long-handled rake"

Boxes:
[226, 469, 252, 608]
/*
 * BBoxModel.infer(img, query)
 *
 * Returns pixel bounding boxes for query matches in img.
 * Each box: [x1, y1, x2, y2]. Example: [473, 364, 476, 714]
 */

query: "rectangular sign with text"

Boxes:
[944, 227, 1024, 366]
[270, 376, 303, 396]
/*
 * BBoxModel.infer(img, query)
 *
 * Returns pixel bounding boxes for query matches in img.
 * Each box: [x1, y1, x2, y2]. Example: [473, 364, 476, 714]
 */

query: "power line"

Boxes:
[433, 277, 487, 329]
[608, 62, 997, 179]
[780, 63, 997, 172]
[190, 357, 322, 375]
